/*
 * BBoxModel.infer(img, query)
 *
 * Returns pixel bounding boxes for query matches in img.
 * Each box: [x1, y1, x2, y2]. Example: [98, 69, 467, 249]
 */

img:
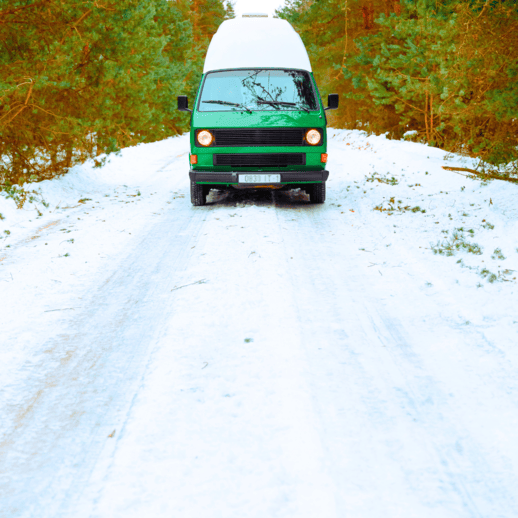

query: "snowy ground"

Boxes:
[1, 130, 517, 518]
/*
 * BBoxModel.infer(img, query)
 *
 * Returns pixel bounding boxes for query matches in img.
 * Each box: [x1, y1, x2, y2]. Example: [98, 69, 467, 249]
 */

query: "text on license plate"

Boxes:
[239, 174, 281, 184]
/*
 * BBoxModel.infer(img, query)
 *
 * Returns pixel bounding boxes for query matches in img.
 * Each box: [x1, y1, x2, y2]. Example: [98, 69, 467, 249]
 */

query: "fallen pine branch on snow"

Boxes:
[442, 166, 518, 184]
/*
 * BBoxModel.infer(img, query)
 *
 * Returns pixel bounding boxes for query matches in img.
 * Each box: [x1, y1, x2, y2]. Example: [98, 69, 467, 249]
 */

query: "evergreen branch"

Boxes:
[393, 96, 425, 114]
[28, 103, 63, 119]
[0, 78, 33, 103]
[60, 9, 92, 45]
[0, 1, 48, 19]
[93, 1, 116, 11]
[476, 0, 492, 19]
[117, 126, 137, 144]
[0, 105, 27, 126]
[387, 67, 428, 81]
[40, 126, 72, 136]
[24, 79, 33, 105]
[443, 166, 518, 184]
[72, 9, 92, 28]
[73, 26, 83, 40]
[12, 148, 38, 173]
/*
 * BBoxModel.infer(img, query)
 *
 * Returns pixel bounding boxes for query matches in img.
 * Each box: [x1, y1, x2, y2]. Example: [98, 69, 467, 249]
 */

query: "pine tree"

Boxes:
[0, 0, 228, 186]
[225, 1, 236, 19]
[278, 0, 518, 171]
[276, 0, 402, 128]
[344, 0, 518, 167]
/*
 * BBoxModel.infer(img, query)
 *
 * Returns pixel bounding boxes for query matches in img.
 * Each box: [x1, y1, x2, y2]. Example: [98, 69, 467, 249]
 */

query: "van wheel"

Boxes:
[191, 181, 208, 206]
[308, 182, 326, 204]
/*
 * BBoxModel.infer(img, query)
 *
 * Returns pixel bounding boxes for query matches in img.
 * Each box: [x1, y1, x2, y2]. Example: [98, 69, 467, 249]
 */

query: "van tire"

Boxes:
[308, 182, 326, 204]
[191, 181, 208, 206]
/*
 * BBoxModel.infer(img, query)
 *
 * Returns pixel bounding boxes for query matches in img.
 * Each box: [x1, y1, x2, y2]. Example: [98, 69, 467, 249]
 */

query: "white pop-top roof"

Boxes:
[203, 17, 312, 74]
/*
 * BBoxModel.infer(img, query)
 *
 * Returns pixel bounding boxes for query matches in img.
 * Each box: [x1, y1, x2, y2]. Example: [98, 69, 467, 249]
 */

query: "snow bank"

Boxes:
[0, 135, 188, 241]
[2, 128, 518, 518]
[2, 129, 517, 294]
[326, 129, 518, 289]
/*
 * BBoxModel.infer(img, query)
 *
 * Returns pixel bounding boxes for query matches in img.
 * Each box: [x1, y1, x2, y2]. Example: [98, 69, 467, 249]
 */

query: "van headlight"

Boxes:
[197, 130, 214, 147]
[305, 129, 322, 146]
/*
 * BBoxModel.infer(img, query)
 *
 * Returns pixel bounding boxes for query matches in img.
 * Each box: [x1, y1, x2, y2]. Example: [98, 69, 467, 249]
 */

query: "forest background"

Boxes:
[1, 0, 517, 187]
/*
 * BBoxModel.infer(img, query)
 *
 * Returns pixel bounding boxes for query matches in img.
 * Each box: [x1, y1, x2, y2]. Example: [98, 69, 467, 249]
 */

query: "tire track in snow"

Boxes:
[0, 199, 214, 518]
[66, 193, 341, 518]
[2, 176, 517, 517]
[272, 200, 516, 517]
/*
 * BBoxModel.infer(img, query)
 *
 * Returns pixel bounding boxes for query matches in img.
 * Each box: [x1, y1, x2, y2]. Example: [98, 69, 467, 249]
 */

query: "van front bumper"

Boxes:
[189, 170, 329, 185]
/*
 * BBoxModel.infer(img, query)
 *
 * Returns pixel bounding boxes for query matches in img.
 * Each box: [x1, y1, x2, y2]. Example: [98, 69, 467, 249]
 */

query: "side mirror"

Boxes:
[325, 93, 339, 111]
[178, 95, 192, 112]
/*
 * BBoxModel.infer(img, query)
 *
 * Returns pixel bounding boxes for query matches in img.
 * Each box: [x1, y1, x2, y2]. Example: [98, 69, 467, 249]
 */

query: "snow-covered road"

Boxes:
[1, 132, 518, 517]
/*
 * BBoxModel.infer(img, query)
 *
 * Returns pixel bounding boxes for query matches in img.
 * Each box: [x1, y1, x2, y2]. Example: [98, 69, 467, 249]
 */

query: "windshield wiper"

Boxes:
[257, 99, 309, 113]
[202, 100, 252, 114]
[257, 99, 295, 107]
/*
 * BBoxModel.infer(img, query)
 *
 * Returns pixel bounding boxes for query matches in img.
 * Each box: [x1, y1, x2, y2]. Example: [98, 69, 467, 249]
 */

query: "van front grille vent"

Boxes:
[212, 128, 305, 147]
[213, 153, 305, 168]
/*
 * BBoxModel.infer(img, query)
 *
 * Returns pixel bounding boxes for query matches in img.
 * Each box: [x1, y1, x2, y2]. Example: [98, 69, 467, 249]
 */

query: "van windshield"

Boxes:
[198, 69, 318, 112]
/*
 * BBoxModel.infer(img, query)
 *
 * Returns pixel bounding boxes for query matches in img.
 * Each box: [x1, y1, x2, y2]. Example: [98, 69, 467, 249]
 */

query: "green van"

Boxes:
[178, 13, 338, 206]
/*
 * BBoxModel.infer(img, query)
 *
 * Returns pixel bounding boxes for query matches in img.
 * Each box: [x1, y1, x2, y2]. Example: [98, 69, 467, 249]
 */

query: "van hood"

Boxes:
[192, 110, 324, 129]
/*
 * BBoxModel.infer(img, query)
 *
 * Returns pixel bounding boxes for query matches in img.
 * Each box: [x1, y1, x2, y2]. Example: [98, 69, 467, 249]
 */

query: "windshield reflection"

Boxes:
[199, 69, 318, 112]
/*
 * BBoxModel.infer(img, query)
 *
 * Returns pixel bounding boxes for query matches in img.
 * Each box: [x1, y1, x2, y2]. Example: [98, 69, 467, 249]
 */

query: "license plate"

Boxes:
[239, 174, 281, 184]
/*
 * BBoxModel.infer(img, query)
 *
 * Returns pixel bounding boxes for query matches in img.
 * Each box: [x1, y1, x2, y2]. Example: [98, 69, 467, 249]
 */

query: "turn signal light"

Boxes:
[321, 153, 328, 163]
[190, 154, 198, 165]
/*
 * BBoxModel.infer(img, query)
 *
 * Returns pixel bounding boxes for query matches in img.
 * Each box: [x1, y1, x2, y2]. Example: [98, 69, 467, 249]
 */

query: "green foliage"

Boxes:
[491, 248, 506, 260]
[278, 0, 518, 173]
[277, 0, 406, 129]
[344, 0, 518, 168]
[374, 202, 425, 213]
[365, 172, 399, 185]
[431, 230, 482, 256]
[0, 0, 227, 186]
[478, 267, 513, 283]
[224, 1, 236, 19]
[0, 182, 46, 208]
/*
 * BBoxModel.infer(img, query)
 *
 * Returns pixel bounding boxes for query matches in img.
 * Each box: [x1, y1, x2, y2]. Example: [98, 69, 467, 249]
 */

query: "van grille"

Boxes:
[213, 153, 305, 167]
[212, 128, 305, 147]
